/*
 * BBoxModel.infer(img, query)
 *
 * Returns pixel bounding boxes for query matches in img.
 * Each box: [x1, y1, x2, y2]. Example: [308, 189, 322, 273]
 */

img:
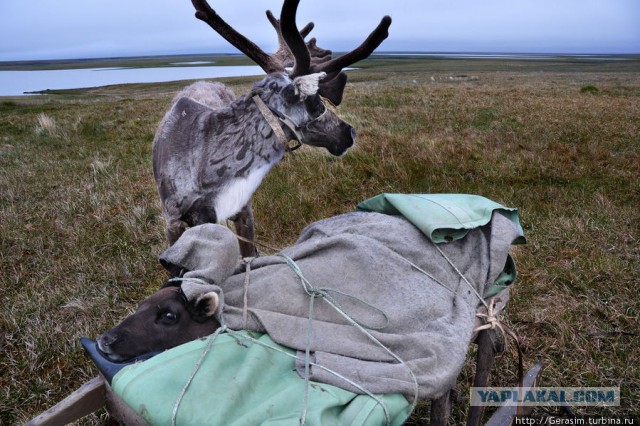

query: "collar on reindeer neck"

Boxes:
[252, 95, 303, 152]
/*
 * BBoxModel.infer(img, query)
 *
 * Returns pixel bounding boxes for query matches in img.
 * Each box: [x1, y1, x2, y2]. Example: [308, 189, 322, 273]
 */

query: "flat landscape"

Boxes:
[1, 55, 639, 423]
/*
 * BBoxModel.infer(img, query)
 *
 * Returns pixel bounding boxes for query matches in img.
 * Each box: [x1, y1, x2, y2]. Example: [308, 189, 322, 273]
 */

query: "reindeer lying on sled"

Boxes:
[28, 194, 543, 425]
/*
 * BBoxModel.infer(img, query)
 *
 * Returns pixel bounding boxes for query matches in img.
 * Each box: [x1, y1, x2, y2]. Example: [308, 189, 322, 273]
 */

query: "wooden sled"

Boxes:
[25, 329, 543, 426]
[25, 375, 145, 426]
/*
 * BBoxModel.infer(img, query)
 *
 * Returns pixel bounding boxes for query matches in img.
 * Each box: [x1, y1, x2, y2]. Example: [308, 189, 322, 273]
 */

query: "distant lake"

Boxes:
[0, 65, 264, 96]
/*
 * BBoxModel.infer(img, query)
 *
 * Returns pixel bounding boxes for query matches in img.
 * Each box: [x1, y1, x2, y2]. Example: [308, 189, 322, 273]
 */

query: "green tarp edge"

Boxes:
[356, 193, 526, 245]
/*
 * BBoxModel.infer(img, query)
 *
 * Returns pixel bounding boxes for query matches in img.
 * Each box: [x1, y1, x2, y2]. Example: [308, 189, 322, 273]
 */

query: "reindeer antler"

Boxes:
[190, 0, 391, 105]
[191, 0, 284, 74]
[265, 10, 331, 69]
[278, 0, 311, 76]
[311, 16, 392, 75]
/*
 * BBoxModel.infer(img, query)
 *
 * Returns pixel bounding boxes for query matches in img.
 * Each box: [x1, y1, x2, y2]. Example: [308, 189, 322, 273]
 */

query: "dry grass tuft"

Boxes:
[34, 113, 59, 137]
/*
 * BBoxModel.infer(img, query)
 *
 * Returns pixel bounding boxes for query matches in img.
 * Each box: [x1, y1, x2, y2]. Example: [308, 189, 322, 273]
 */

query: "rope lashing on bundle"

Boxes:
[171, 325, 226, 426]
[432, 242, 525, 392]
[168, 269, 414, 426]
[169, 236, 522, 424]
[277, 253, 419, 426]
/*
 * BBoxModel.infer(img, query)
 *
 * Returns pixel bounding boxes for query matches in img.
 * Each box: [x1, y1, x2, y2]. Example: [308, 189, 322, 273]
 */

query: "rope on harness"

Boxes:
[234, 232, 281, 253]
[253, 95, 302, 151]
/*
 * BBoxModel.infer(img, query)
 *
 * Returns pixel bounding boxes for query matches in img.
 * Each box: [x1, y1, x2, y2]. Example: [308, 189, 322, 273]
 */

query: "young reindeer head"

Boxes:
[96, 284, 220, 361]
[191, 0, 391, 154]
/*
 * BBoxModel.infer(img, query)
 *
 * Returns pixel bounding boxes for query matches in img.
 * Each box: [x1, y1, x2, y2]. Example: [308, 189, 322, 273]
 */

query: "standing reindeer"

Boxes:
[153, 0, 391, 257]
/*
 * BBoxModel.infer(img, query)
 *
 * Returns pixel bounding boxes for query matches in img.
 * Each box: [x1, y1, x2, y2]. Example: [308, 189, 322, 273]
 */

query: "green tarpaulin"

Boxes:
[357, 193, 525, 244]
[113, 331, 411, 426]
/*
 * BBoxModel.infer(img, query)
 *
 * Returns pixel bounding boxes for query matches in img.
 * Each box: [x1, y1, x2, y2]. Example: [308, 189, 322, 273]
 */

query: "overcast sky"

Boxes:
[1, 0, 638, 61]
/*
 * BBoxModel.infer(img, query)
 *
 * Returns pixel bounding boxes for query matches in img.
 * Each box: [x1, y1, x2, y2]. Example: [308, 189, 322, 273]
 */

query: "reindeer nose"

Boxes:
[97, 333, 117, 348]
[350, 127, 357, 142]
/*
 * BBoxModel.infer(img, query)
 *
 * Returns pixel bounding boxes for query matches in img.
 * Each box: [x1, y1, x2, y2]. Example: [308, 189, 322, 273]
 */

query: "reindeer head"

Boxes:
[191, 0, 391, 154]
[96, 285, 220, 361]
[250, 72, 355, 155]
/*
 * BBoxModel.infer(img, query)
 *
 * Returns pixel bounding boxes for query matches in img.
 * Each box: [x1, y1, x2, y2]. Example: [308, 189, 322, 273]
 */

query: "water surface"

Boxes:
[0, 65, 264, 96]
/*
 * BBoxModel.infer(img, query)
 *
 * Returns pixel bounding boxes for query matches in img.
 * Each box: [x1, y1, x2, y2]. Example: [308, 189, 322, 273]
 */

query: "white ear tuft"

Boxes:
[195, 291, 219, 317]
[293, 72, 327, 97]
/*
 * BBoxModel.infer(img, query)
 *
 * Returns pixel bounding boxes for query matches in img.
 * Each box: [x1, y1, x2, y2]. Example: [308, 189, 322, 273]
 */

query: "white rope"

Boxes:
[474, 297, 503, 333]
[431, 242, 489, 309]
[171, 325, 227, 426]
[277, 253, 419, 425]
[400, 256, 456, 295]
[242, 257, 253, 329]
[222, 329, 394, 424]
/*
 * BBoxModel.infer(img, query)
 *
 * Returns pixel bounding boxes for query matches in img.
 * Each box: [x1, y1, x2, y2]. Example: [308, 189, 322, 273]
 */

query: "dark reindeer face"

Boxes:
[258, 73, 355, 156]
[298, 95, 356, 156]
[97, 287, 219, 361]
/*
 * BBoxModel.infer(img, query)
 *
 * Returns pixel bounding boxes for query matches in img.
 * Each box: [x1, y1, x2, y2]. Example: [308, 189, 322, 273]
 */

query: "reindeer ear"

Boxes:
[194, 291, 218, 317]
[292, 72, 327, 98]
[182, 281, 220, 322]
[319, 72, 348, 105]
[187, 291, 218, 323]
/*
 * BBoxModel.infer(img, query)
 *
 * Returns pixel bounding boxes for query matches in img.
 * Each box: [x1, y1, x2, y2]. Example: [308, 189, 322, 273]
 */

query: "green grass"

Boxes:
[1, 56, 639, 424]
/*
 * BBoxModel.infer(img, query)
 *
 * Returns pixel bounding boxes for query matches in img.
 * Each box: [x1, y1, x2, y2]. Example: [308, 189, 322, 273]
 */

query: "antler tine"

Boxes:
[191, 0, 284, 74]
[279, 0, 311, 77]
[306, 38, 332, 65]
[266, 10, 332, 70]
[266, 10, 314, 39]
[266, 9, 316, 68]
[299, 22, 315, 39]
[313, 16, 392, 74]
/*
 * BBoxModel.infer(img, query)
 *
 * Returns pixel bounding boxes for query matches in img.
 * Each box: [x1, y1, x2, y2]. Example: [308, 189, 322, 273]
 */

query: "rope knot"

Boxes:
[474, 297, 503, 333]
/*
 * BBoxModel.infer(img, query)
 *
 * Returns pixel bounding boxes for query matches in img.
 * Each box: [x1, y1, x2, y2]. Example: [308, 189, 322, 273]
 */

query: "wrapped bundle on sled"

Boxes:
[37, 194, 527, 425]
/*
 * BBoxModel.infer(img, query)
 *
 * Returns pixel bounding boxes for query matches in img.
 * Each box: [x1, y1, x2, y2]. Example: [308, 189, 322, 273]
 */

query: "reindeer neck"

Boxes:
[231, 94, 295, 155]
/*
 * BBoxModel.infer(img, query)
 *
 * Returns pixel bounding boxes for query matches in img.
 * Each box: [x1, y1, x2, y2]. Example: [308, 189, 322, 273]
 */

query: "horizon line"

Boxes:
[2, 50, 639, 65]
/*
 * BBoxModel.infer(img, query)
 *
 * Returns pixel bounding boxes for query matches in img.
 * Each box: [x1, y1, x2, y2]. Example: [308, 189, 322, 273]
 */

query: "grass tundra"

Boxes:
[1, 55, 639, 424]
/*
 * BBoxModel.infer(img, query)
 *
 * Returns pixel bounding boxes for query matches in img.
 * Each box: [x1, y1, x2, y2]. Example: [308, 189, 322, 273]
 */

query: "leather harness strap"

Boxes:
[252, 95, 301, 152]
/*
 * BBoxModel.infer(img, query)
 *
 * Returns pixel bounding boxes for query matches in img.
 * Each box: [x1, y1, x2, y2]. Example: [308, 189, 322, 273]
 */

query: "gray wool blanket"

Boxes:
[159, 209, 522, 400]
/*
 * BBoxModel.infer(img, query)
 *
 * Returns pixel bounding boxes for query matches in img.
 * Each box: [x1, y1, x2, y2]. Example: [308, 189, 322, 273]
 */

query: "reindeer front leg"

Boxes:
[232, 202, 258, 258]
[166, 219, 187, 247]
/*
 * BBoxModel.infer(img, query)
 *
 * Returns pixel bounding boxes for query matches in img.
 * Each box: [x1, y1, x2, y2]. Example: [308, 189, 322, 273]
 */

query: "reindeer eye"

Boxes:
[159, 310, 179, 324]
[283, 84, 299, 104]
[305, 95, 325, 118]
